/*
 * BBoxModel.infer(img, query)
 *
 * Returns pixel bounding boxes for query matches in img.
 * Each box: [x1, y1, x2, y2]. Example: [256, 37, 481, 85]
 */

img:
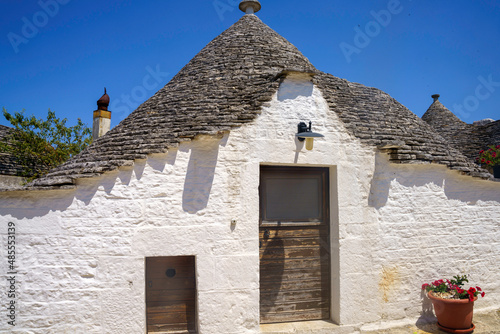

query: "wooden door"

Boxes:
[259, 166, 330, 323]
[146, 256, 197, 334]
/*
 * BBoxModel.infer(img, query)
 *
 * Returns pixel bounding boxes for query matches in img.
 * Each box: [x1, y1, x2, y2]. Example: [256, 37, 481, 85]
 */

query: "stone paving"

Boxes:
[261, 309, 500, 333]
[363, 310, 500, 334]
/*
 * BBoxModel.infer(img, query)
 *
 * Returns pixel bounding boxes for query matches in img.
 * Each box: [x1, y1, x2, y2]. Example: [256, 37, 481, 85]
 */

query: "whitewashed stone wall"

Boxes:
[355, 155, 500, 330]
[0, 74, 499, 333]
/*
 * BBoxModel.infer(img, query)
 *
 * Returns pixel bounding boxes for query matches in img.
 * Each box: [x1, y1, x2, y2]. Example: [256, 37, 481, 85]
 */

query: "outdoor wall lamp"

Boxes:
[296, 121, 324, 151]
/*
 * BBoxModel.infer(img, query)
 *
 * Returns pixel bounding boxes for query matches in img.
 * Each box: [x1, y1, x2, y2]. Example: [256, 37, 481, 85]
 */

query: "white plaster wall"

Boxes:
[0, 73, 499, 333]
[357, 154, 500, 330]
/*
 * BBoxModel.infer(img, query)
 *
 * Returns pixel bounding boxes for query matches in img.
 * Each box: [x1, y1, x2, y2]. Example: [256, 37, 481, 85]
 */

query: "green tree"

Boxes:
[0, 108, 92, 181]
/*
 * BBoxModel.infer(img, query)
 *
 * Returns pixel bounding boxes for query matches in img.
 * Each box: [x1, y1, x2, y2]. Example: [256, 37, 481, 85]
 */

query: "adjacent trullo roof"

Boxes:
[29, 13, 490, 188]
[0, 125, 25, 177]
[423, 95, 500, 163]
[422, 95, 467, 131]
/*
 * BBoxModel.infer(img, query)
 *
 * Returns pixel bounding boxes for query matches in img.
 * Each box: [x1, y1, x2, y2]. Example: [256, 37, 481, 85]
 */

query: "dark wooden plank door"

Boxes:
[146, 256, 197, 334]
[259, 166, 330, 323]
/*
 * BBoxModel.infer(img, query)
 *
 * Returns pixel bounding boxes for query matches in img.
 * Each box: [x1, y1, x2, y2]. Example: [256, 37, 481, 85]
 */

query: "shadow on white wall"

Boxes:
[369, 153, 500, 209]
[182, 137, 225, 214]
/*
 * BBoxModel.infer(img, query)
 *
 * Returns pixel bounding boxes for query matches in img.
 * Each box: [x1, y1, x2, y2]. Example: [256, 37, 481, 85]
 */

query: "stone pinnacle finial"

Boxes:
[432, 94, 440, 102]
[239, 0, 261, 14]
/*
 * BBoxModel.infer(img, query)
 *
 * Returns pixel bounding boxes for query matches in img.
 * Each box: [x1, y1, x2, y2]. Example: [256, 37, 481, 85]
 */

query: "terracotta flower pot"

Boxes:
[428, 292, 477, 333]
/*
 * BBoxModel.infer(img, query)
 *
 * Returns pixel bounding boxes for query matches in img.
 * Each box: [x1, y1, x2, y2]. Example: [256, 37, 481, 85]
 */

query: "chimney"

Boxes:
[432, 94, 440, 102]
[93, 88, 111, 140]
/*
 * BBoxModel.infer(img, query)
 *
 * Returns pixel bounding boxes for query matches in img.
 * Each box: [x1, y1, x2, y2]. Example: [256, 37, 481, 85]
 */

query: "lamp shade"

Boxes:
[295, 132, 324, 139]
[296, 122, 324, 151]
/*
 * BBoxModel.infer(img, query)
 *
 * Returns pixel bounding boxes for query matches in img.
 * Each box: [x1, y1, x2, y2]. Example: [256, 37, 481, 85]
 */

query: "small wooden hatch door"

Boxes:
[259, 166, 330, 323]
[146, 256, 197, 333]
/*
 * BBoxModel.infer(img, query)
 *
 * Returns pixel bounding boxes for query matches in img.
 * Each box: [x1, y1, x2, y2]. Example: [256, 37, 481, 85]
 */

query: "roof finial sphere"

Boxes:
[432, 94, 440, 102]
[239, 0, 261, 14]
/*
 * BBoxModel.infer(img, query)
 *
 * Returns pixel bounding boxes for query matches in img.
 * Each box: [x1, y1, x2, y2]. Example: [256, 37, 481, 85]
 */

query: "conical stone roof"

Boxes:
[422, 98, 466, 130]
[32, 15, 317, 187]
[30, 14, 491, 188]
[423, 96, 500, 164]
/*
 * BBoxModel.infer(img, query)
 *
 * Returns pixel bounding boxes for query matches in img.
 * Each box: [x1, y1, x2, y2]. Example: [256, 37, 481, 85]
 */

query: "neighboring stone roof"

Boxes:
[29, 14, 491, 188]
[422, 98, 467, 131]
[483, 120, 500, 146]
[473, 118, 495, 126]
[0, 125, 25, 177]
[422, 96, 499, 162]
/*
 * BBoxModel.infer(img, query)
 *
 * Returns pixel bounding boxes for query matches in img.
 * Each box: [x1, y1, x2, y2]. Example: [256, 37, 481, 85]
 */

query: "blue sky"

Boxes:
[1, 0, 499, 130]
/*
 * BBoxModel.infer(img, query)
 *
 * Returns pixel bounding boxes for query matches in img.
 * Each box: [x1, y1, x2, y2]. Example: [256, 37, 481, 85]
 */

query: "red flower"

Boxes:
[422, 275, 485, 300]
[487, 161, 492, 165]
[433, 279, 444, 286]
[496, 145, 500, 149]
[480, 150, 485, 154]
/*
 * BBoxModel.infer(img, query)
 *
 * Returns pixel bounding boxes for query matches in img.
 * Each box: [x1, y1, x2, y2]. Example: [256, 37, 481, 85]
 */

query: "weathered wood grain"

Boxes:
[146, 256, 197, 333]
[259, 167, 330, 324]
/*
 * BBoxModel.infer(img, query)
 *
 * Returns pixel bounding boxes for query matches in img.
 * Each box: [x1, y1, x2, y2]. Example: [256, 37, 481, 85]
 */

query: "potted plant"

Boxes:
[477, 145, 500, 178]
[422, 275, 485, 333]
